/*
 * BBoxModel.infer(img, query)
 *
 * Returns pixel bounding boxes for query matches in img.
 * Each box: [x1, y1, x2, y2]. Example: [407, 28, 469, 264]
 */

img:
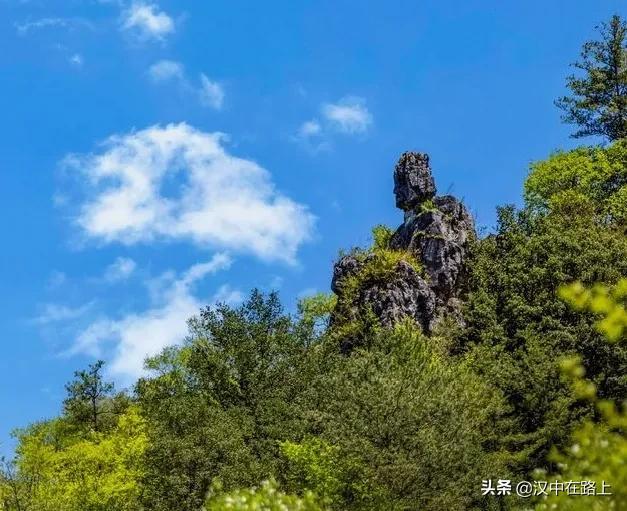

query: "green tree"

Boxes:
[137, 290, 319, 511]
[63, 360, 117, 433]
[534, 280, 627, 510]
[556, 15, 627, 141]
[297, 292, 337, 334]
[0, 457, 29, 511]
[291, 320, 511, 511]
[2, 407, 147, 511]
[461, 208, 627, 474]
[524, 140, 627, 224]
[280, 438, 346, 507]
[460, 145, 627, 478]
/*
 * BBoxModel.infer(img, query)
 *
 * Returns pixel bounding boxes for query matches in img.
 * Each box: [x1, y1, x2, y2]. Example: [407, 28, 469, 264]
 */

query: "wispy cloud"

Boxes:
[292, 119, 329, 153]
[148, 60, 224, 109]
[47, 271, 68, 289]
[198, 74, 225, 110]
[69, 53, 84, 67]
[298, 120, 322, 139]
[212, 283, 244, 305]
[62, 123, 315, 263]
[70, 254, 237, 382]
[294, 96, 373, 150]
[103, 257, 137, 283]
[35, 302, 93, 325]
[148, 59, 184, 81]
[121, 2, 175, 41]
[15, 17, 94, 36]
[322, 96, 373, 134]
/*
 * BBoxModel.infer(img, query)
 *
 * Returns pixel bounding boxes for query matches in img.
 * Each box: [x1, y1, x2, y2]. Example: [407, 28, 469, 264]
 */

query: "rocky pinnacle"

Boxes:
[393, 152, 437, 211]
[331, 151, 475, 350]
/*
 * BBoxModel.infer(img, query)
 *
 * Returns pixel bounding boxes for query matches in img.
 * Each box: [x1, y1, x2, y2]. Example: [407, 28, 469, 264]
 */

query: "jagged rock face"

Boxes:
[390, 195, 475, 303]
[393, 152, 436, 211]
[331, 255, 363, 295]
[332, 255, 436, 328]
[331, 254, 436, 353]
[360, 260, 436, 330]
[331, 152, 475, 346]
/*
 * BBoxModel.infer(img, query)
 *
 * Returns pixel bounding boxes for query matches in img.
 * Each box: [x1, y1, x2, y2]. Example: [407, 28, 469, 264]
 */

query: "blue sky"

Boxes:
[1, 0, 625, 452]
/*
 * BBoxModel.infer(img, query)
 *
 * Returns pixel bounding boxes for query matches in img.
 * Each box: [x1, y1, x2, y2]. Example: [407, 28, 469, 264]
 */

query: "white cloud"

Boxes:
[148, 59, 184, 82]
[294, 97, 373, 151]
[71, 254, 236, 381]
[212, 283, 244, 305]
[322, 96, 373, 134]
[198, 74, 224, 110]
[35, 302, 93, 325]
[148, 60, 224, 110]
[15, 17, 94, 35]
[63, 123, 314, 263]
[103, 257, 137, 282]
[298, 120, 322, 139]
[69, 54, 84, 67]
[121, 2, 174, 41]
[292, 119, 330, 153]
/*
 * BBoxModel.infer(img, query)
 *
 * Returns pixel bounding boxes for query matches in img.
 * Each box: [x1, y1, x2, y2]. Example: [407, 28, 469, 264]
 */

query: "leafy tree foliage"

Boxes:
[459, 143, 627, 477]
[280, 438, 344, 507]
[556, 15, 627, 141]
[131, 285, 510, 511]
[204, 480, 323, 511]
[63, 360, 129, 433]
[136, 291, 318, 511]
[297, 292, 337, 334]
[524, 140, 627, 223]
[534, 280, 627, 510]
[1, 408, 147, 511]
[284, 321, 511, 511]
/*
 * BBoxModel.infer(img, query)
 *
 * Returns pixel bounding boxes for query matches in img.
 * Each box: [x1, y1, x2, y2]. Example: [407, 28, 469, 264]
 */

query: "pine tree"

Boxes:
[63, 360, 114, 432]
[556, 15, 627, 141]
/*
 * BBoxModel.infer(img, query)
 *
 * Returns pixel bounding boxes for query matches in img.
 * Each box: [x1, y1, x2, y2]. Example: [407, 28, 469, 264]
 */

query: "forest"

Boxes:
[1, 13, 627, 511]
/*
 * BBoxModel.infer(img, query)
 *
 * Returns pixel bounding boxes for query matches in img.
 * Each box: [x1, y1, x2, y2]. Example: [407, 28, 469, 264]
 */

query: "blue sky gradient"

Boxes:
[1, 0, 625, 452]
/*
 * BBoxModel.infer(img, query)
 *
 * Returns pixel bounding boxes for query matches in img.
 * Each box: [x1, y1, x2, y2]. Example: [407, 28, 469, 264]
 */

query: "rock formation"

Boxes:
[331, 151, 475, 349]
[393, 152, 436, 211]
